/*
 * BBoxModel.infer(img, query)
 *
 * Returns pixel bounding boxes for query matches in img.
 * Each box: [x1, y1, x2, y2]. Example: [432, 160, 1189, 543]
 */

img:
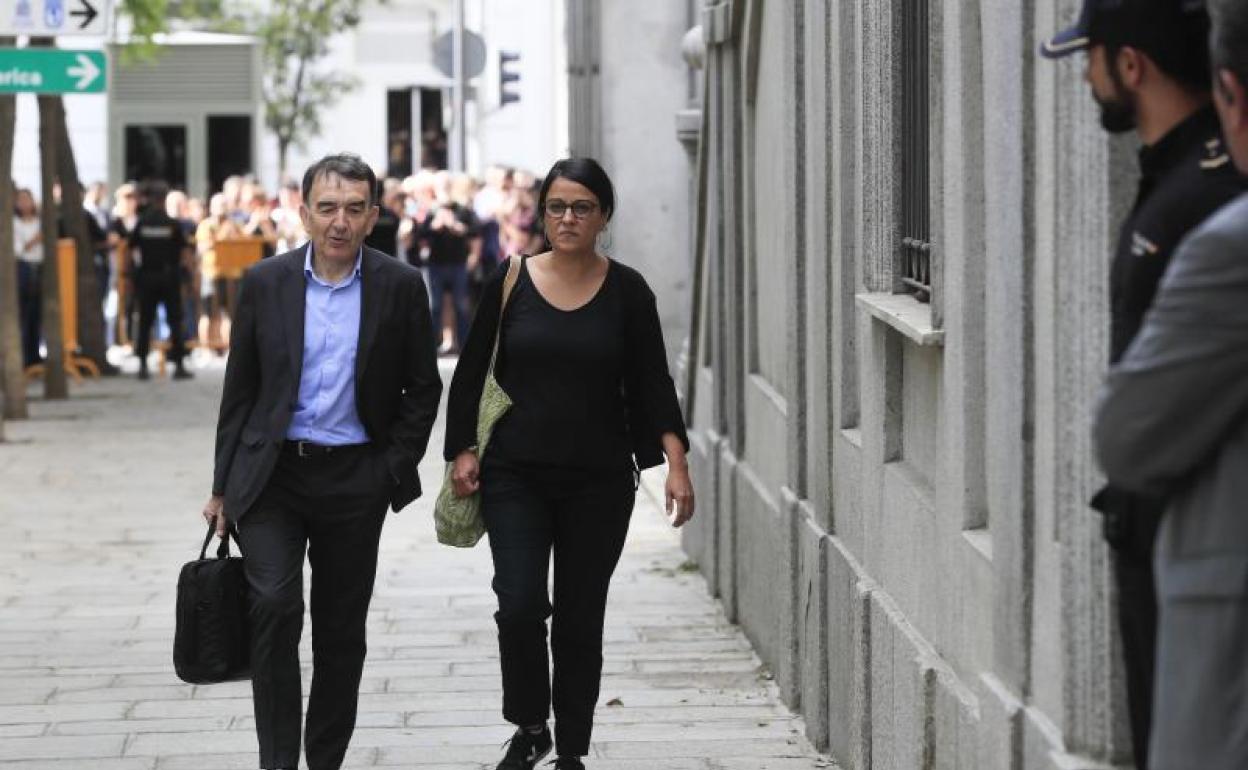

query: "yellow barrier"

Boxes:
[23, 238, 102, 383]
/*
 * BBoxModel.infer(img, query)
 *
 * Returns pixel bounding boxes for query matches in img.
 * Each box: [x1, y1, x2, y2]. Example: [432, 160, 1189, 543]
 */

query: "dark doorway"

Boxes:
[124, 125, 187, 190]
[207, 115, 253, 195]
[418, 87, 447, 170]
[386, 88, 414, 179]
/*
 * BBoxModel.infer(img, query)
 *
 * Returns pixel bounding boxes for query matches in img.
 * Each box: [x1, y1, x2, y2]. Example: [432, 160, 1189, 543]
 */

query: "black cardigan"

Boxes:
[444, 257, 689, 470]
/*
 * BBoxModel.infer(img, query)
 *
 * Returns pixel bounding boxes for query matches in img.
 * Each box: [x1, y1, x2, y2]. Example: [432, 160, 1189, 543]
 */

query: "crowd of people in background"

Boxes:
[12, 163, 546, 372]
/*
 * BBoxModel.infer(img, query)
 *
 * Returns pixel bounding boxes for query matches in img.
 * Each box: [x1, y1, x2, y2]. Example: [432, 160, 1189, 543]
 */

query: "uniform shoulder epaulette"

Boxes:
[1201, 136, 1231, 171]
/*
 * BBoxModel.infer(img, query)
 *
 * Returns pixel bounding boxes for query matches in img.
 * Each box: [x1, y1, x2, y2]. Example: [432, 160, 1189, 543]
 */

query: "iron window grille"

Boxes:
[900, 0, 932, 303]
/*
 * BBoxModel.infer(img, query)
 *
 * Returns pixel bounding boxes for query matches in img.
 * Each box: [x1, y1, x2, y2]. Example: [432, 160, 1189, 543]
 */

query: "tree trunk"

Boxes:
[0, 44, 26, 419]
[37, 84, 67, 400]
[278, 137, 289, 182]
[56, 109, 106, 370]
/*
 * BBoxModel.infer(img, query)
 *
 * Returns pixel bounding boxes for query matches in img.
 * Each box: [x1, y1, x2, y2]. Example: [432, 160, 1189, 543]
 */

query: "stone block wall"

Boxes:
[669, 0, 1138, 768]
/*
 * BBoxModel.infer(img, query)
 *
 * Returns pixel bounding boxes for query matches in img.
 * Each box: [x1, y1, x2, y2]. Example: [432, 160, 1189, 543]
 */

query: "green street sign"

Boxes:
[0, 48, 105, 94]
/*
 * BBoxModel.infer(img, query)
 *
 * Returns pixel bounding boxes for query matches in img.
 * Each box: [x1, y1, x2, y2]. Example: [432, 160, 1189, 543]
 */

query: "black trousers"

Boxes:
[134, 273, 185, 363]
[16, 261, 41, 366]
[1099, 486, 1162, 770]
[236, 446, 391, 770]
[1115, 551, 1158, 769]
[481, 457, 635, 758]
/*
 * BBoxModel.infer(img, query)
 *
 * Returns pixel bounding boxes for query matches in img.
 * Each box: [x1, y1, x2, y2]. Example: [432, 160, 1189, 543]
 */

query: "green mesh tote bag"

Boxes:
[434, 255, 520, 547]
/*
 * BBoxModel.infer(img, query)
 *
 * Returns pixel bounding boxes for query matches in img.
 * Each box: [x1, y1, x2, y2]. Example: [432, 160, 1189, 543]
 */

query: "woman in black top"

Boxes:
[445, 158, 695, 770]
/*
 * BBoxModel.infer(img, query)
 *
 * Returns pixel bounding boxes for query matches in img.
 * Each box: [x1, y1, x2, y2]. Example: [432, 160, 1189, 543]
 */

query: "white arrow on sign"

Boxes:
[66, 53, 99, 90]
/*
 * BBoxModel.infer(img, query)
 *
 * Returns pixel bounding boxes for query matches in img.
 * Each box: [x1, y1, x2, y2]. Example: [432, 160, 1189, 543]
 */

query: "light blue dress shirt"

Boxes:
[286, 246, 370, 445]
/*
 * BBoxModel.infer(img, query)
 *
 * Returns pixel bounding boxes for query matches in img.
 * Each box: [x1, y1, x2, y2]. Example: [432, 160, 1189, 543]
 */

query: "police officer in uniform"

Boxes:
[128, 179, 194, 381]
[1042, 1, 1246, 766]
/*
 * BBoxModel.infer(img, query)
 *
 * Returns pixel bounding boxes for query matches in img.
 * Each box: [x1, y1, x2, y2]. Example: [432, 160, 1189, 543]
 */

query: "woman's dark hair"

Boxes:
[537, 157, 615, 221]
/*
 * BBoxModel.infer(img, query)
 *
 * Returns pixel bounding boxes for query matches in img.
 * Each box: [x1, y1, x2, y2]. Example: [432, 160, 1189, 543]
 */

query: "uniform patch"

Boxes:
[1131, 232, 1159, 258]
[139, 225, 175, 239]
[1202, 136, 1231, 170]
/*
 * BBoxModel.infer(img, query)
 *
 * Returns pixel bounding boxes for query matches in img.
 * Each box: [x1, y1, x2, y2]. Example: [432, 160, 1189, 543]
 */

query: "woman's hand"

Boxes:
[665, 464, 696, 527]
[451, 450, 481, 498]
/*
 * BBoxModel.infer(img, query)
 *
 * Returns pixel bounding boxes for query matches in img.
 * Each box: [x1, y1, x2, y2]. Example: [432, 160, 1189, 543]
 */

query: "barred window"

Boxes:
[900, 0, 932, 303]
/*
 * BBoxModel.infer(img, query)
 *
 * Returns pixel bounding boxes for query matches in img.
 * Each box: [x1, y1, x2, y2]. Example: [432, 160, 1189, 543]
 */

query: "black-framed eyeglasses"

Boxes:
[544, 199, 598, 219]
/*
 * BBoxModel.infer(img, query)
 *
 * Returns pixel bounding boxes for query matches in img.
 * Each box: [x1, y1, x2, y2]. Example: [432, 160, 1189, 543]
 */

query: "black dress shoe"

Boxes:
[496, 726, 553, 769]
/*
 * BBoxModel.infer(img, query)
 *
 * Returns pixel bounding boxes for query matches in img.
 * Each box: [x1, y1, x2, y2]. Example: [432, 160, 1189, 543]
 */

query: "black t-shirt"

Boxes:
[128, 209, 187, 278]
[421, 204, 479, 266]
[489, 258, 631, 470]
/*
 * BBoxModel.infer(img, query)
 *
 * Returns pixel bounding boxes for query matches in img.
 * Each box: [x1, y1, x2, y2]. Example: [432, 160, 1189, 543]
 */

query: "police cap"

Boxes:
[1040, 0, 1208, 60]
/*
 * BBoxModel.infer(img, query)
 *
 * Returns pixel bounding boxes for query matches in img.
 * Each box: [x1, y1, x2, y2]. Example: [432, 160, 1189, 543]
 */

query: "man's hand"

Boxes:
[451, 450, 480, 498]
[665, 464, 696, 528]
[202, 495, 226, 538]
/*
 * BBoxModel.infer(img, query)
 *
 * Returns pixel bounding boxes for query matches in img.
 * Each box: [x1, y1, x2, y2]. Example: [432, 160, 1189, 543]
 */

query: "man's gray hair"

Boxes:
[1210, 0, 1248, 92]
[301, 153, 378, 207]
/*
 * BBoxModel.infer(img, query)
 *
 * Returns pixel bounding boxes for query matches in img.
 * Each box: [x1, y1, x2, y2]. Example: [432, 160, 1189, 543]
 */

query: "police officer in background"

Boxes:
[1041, 1, 1246, 766]
[129, 179, 194, 381]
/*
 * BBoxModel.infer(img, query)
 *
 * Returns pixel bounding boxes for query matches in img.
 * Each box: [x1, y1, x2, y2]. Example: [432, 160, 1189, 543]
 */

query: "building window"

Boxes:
[900, 0, 932, 303]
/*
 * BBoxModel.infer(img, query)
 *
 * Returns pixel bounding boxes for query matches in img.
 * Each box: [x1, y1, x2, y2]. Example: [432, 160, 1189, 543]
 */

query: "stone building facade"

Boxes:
[593, 0, 1144, 768]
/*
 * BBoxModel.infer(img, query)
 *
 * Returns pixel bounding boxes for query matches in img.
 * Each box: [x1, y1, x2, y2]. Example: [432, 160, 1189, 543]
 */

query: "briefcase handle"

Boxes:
[198, 521, 244, 560]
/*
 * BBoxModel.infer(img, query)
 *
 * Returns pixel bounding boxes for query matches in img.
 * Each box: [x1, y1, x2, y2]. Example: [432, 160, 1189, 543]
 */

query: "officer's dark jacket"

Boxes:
[1110, 105, 1246, 363]
[1096, 105, 1247, 558]
[127, 208, 187, 278]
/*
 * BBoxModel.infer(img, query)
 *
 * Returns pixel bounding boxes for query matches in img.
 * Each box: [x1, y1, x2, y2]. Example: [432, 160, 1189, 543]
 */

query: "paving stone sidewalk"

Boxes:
[0, 361, 834, 770]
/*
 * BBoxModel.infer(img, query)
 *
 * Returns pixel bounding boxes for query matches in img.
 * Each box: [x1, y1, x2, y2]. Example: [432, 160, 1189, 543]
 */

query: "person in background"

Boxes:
[474, 165, 513, 222]
[196, 193, 241, 351]
[446, 158, 694, 770]
[109, 182, 140, 348]
[167, 190, 200, 343]
[221, 175, 248, 225]
[500, 177, 542, 259]
[1040, 2, 1246, 765]
[242, 187, 279, 259]
[14, 187, 43, 368]
[83, 181, 111, 308]
[364, 178, 402, 258]
[128, 180, 193, 381]
[272, 180, 306, 253]
[421, 172, 479, 354]
[402, 171, 437, 268]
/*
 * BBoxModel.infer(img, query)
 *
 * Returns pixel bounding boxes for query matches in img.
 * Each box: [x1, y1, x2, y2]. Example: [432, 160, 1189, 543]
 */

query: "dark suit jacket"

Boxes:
[212, 245, 442, 521]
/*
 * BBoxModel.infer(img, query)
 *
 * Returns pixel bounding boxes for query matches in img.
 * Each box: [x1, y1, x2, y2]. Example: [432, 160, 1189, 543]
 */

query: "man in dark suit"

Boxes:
[201, 153, 442, 770]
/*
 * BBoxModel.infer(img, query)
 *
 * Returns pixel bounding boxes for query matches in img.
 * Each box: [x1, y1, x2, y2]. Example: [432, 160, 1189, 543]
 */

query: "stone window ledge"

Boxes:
[855, 292, 945, 347]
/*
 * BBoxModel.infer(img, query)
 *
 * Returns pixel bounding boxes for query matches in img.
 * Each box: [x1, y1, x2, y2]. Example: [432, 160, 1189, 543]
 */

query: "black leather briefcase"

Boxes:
[174, 523, 251, 684]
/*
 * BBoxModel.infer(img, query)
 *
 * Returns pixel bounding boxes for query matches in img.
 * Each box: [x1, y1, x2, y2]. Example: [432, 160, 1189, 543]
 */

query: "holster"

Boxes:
[1089, 483, 1165, 563]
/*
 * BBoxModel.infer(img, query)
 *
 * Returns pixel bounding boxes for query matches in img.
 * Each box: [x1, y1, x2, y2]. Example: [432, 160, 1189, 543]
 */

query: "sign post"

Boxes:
[1, 0, 111, 37]
[0, 48, 105, 94]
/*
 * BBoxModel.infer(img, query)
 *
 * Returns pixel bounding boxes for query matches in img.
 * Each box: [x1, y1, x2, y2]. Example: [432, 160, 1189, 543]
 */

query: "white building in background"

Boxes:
[10, 0, 567, 199]
[278, 0, 567, 184]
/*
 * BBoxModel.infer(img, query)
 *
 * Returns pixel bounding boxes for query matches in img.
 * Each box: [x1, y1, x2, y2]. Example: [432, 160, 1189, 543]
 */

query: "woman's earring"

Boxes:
[596, 225, 613, 253]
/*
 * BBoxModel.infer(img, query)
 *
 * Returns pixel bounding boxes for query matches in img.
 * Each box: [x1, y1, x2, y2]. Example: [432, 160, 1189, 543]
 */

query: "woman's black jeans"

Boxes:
[481, 456, 635, 758]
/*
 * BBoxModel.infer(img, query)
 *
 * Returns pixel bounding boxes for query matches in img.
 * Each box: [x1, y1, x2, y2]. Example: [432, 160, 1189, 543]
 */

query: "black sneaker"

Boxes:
[172, 366, 194, 381]
[137, 366, 150, 381]
[497, 726, 552, 769]
[550, 759, 585, 770]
